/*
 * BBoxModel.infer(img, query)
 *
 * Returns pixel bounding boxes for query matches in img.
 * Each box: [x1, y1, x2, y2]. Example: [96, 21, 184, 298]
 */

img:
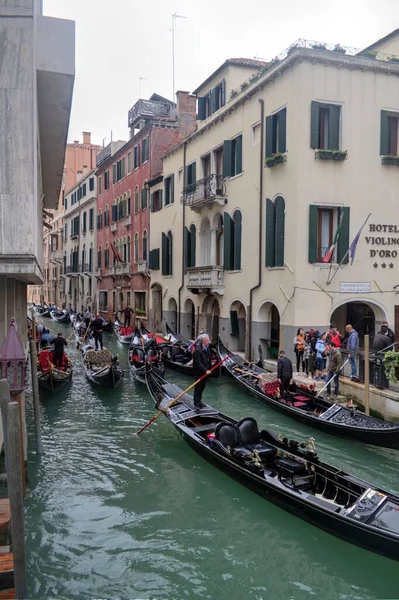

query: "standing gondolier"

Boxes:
[84, 308, 92, 330]
[193, 334, 212, 411]
[53, 333, 67, 368]
[91, 314, 104, 351]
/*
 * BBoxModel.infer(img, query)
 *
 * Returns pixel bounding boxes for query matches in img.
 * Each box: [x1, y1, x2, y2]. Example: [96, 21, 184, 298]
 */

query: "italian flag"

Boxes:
[322, 211, 344, 263]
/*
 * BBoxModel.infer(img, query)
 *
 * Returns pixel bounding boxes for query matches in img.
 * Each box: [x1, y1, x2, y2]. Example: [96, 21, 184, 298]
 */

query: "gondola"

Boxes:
[50, 309, 70, 324]
[101, 318, 113, 332]
[81, 345, 124, 388]
[73, 321, 96, 349]
[218, 339, 399, 450]
[145, 369, 399, 562]
[114, 321, 135, 345]
[32, 304, 50, 318]
[37, 349, 72, 391]
[128, 327, 164, 383]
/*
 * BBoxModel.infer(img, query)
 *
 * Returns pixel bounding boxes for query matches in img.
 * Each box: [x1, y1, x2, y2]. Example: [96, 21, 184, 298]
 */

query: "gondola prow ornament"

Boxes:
[0, 319, 26, 395]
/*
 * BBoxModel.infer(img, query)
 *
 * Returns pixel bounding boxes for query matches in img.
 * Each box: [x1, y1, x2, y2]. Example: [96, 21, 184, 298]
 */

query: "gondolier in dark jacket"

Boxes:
[277, 350, 293, 397]
[91, 315, 104, 351]
[120, 305, 133, 327]
[193, 334, 212, 411]
[53, 333, 67, 368]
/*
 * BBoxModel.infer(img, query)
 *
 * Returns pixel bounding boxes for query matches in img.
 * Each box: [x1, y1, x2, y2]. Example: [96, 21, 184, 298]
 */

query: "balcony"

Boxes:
[66, 264, 81, 275]
[109, 263, 131, 277]
[124, 215, 131, 228]
[128, 98, 174, 130]
[70, 232, 79, 240]
[49, 250, 63, 263]
[137, 260, 148, 274]
[111, 222, 117, 233]
[182, 174, 227, 212]
[83, 263, 91, 273]
[95, 267, 102, 278]
[186, 266, 224, 295]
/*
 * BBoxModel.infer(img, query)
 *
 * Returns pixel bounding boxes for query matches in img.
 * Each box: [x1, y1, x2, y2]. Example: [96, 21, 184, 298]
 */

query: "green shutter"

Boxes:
[233, 211, 242, 270]
[210, 87, 218, 113]
[220, 80, 226, 106]
[223, 141, 233, 177]
[310, 101, 320, 148]
[337, 207, 350, 264]
[278, 109, 287, 153]
[184, 226, 190, 271]
[230, 310, 239, 336]
[150, 193, 154, 212]
[265, 199, 275, 267]
[159, 189, 163, 209]
[168, 233, 173, 276]
[198, 97, 207, 120]
[380, 110, 390, 155]
[265, 115, 273, 157]
[191, 163, 196, 185]
[235, 135, 243, 175]
[223, 212, 233, 270]
[161, 233, 168, 275]
[190, 224, 196, 267]
[275, 196, 285, 267]
[170, 174, 175, 204]
[113, 163, 117, 183]
[308, 205, 318, 263]
[149, 248, 160, 270]
[328, 104, 340, 150]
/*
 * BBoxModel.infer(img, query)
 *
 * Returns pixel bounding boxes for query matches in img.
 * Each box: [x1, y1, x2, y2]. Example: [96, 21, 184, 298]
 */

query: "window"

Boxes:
[127, 193, 131, 215]
[223, 210, 242, 270]
[97, 247, 102, 268]
[127, 236, 131, 263]
[265, 196, 285, 268]
[82, 211, 87, 234]
[142, 231, 148, 261]
[89, 177, 94, 192]
[104, 244, 110, 268]
[123, 237, 127, 263]
[113, 158, 126, 183]
[127, 151, 132, 173]
[88, 276, 92, 297]
[150, 189, 163, 212]
[310, 102, 340, 150]
[99, 291, 108, 312]
[104, 208, 109, 226]
[223, 135, 242, 177]
[149, 248, 160, 270]
[141, 187, 148, 209]
[134, 187, 139, 213]
[89, 247, 93, 271]
[64, 195, 68, 210]
[64, 221, 68, 242]
[380, 110, 399, 156]
[308, 206, 350, 263]
[215, 147, 224, 176]
[112, 204, 118, 222]
[135, 292, 146, 313]
[127, 291, 131, 306]
[89, 208, 94, 231]
[98, 176, 102, 195]
[198, 79, 226, 120]
[162, 231, 173, 275]
[104, 171, 109, 190]
[71, 216, 80, 237]
[266, 107, 287, 156]
[185, 162, 196, 192]
[82, 183, 87, 197]
[142, 137, 150, 162]
[134, 233, 139, 263]
[184, 224, 196, 269]
[164, 174, 175, 205]
[134, 145, 140, 169]
[97, 212, 103, 230]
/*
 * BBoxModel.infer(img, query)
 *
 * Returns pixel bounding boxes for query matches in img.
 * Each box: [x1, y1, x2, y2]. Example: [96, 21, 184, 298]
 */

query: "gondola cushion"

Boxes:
[214, 423, 252, 457]
[275, 457, 307, 477]
[237, 417, 261, 445]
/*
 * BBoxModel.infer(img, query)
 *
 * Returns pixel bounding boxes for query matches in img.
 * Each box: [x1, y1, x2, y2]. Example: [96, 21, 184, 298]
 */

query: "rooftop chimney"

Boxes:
[82, 164, 88, 176]
[83, 132, 91, 145]
[176, 91, 197, 138]
[77, 170, 83, 182]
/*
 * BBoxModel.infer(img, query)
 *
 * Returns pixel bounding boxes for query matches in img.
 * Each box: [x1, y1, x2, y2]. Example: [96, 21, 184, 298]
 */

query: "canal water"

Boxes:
[24, 322, 399, 600]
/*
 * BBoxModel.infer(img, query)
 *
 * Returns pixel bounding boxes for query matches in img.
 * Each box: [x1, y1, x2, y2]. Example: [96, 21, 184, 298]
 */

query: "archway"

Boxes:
[183, 298, 196, 339]
[167, 297, 178, 332]
[330, 300, 387, 347]
[151, 283, 162, 332]
[201, 295, 221, 343]
[257, 302, 280, 359]
[229, 300, 246, 352]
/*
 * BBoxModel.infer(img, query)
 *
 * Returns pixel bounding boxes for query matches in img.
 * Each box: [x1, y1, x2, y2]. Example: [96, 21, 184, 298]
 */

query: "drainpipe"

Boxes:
[248, 98, 265, 360]
[178, 142, 187, 334]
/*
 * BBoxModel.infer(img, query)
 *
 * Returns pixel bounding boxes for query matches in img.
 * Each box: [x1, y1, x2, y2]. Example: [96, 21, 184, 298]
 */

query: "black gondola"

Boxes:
[218, 339, 399, 450]
[81, 345, 124, 388]
[32, 305, 50, 318]
[50, 310, 70, 324]
[144, 369, 399, 562]
[37, 349, 72, 391]
[129, 328, 164, 383]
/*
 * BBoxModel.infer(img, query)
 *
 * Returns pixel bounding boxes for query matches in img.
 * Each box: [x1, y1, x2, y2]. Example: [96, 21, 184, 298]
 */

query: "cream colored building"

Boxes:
[63, 168, 97, 312]
[148, 33, 399, 360]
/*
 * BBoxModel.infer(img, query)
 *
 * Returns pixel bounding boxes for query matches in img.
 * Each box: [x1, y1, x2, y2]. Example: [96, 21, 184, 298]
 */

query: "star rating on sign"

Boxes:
[373, 262, 395, 268]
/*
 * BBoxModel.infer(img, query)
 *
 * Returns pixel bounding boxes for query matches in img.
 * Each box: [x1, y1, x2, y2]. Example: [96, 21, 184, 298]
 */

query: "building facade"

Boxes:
[149, 37, 399, 360]
[63, 168, 97, 312]
[95, 92, 196, 323]
[0, 0, 74, 342]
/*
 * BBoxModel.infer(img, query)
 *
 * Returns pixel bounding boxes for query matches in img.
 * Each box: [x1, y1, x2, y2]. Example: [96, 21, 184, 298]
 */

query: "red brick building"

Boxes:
[95, 92, 196, 322]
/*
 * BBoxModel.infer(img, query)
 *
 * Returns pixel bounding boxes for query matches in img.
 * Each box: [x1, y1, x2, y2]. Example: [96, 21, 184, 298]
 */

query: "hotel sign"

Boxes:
[366, 224, 399, 258]
[340, 282, 371, 293]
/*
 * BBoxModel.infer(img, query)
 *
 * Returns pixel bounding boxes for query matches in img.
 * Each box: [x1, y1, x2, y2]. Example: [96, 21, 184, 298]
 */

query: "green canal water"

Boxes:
[24, 322, 399, 600]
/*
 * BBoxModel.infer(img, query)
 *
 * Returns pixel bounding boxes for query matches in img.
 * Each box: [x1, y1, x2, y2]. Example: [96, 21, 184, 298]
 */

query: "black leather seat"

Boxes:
[214, 423, 252, 458]
[274, 457, 307, 478]
[237, 417, 277, 460]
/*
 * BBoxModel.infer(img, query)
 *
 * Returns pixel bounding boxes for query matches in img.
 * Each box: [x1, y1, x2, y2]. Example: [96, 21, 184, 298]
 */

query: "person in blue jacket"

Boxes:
[345, 324, 359, 379]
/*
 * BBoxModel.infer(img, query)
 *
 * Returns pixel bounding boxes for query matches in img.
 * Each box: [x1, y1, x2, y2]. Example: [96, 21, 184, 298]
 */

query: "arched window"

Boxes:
[223, 210, 242, 270]
[82, 244, 86, 271]
[134, 186, 139, 213]
[216, 215, 224, 267]
[184, 224, 196, 269]
[97, 208, 103, 230]
[89, 245, 93, 271]
[104, 243, 109, 268]
[143, 230, 148, 261]
[112, 199, 117, 223]
[123, 236, 127, 263]
[97, 245, 102, 269]
[104, 203, 109, 226]
[127, 236, 131, 263]
[134, 233, 139, 263]
[162, 231, 173, 276]
[127, 190, 131, 215]
[265, 196, 285, 267]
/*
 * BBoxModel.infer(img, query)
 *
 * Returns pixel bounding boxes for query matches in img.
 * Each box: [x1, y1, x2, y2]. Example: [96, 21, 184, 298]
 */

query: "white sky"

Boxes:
[44, 0, 398, 146]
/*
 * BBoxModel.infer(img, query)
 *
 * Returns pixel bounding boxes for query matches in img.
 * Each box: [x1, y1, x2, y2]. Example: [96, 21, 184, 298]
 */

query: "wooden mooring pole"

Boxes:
[29, 311, 42, 454]
[364, 334, 370, 416]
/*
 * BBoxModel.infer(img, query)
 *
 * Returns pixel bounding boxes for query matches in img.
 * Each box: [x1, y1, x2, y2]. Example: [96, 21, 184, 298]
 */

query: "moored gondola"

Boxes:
[81, 345, 123, 388]
[128, 327, 164, 383]
[144, 369, 399, 562]
[37, 349, 72, 391]
[218, 338, 399, 450]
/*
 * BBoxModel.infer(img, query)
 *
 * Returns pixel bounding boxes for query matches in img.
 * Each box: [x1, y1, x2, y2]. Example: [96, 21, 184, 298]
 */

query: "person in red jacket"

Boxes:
[329, 323, 342, 348]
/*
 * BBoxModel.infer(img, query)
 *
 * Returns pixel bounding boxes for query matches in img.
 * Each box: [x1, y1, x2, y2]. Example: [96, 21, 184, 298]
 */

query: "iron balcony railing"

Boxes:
[182, 174, 226, 209]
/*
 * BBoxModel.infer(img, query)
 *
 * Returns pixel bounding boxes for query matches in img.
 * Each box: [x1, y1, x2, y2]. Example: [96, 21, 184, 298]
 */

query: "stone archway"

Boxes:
[167, 297, 178, 332]
[330, 300, 387, 346]
[151, 283, 162, 332]
[256, 301, 280, 359]
[183, 298, 196, 340]
[229, 300, 246, 352]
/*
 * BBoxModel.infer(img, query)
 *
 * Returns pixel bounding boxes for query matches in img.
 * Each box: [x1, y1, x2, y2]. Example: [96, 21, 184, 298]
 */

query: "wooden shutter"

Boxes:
[183, 226, 190, 271]
[159, 189, 163, 209]
[337, 207, 350, 264]
[308, 205, 318, 263]
[223, 141, 233, 177]
[223, 212, 233, 270]
[235, 135, 243, 175]
[230, 310, 239, 336]
[328, 104, 340, 150]
[170, 174, 175, 204]
[150, 193, 154, 212]
[161, 233, 168, 275]
[380, 110, 390, 155]
[278, 109, 287, 153]
[310, 101, 320, 148]
[168, 233, 173, 276]
[265, 115, 273, 157]
[233, 211, 242, 270]
[149, 248, 160, 270]
[197, 97, 207, 120]
[275, 196, 285, 267]
[190, 224, 196, 267]
[265, 199, 275, 267]
[220, 80, 226, 107]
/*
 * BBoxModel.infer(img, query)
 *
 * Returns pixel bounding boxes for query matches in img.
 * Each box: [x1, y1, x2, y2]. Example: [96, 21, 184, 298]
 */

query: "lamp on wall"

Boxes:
[0, 319, 26, 395]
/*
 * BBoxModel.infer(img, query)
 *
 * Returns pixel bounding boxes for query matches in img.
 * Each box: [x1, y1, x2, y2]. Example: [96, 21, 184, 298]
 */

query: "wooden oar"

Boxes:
[77, 324, 90, 349]
[136, 355, 230, 435]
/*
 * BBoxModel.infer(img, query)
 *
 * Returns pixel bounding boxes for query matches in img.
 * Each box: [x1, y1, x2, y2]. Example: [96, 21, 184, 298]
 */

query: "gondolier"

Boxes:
[91, 314, 104, 351]
[84, 308, 92, 330]
[53, 333, 67, 368]
[193, 334, 212, 411]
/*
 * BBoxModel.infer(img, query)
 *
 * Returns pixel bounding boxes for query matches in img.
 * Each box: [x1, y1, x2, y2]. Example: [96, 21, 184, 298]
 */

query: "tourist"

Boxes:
[304, 332, 311, 377]
[192, 334, 212, 412]
[326, 342, 342, 397]
[315, 332, 328, 381]
[91, 314, 104, 351]
[293, 327, 305, 375]
[381, 320, 395, 348]
[329, 323, 342, 348]
[53, 333, 67, 368]
[345, 324, 359, 379]
[309, 329, 319, 378]
[277, 350, 293, 397]
[373, 329, 391, 354]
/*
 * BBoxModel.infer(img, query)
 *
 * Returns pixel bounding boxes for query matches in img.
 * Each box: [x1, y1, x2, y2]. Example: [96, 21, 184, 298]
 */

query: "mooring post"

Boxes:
[7, 401, 27, 599]
[29, 311, 42, 454]
[364, 334, 370, 416]
[0, 380, 10, 480]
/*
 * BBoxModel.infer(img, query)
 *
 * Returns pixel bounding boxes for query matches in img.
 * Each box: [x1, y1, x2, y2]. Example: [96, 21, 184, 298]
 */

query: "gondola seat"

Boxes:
[274, 457, 307, 478]
[214, 423, 252, 458]
[237, 417, 278, 460]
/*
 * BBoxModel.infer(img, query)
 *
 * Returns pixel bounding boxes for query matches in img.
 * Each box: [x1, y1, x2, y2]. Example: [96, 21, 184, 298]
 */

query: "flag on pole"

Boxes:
[349, 213, 371, 265]
[321, 211, 344, 263]
[110, 242, 123, 263]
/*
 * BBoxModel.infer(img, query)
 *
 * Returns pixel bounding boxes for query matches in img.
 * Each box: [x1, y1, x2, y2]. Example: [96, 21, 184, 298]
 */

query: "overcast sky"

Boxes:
[44, 0, 398, 146]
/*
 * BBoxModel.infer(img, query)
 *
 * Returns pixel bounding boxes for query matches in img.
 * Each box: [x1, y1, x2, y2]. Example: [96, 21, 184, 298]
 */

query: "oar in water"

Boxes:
[136, 354, 230, 435]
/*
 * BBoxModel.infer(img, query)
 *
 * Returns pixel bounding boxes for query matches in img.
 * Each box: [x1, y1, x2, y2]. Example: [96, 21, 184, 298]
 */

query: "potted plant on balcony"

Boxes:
[333, 44, 346, 54]
[312, 42, 327, 51]
[265, 152, 287, 168]
[230, 88, 239, 99]
[389, 55, 399, 63]
[287, 44, 300, 56]
[315, 149, 348, 161]
[359, 49, 377, 59]
[383, 351, 399, 383]
[381, 155, 399, 166]
[135, 309, 146, 317]
[240, 81, 249, 91]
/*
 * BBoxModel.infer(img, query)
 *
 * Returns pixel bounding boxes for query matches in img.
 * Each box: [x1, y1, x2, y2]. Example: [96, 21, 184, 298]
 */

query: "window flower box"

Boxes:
[315, 149, 347, 161]
[381, 155, 399, 166]
[265, 153, 287, 168]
